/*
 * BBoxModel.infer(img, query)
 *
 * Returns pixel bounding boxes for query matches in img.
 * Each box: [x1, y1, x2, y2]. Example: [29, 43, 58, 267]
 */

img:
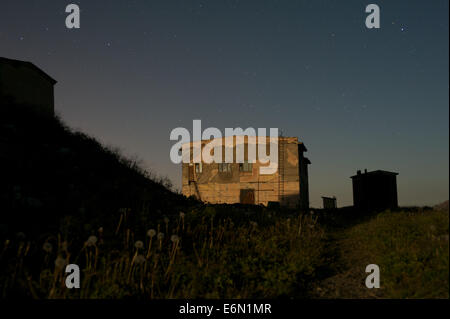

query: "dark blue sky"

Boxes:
[1, 0, 448, 207]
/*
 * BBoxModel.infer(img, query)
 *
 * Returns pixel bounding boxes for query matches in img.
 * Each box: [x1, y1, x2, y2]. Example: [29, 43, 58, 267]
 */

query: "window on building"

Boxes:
[195, 163, 202, 174]
[218, 163, 232, 172]
[239, 161, 253, 172]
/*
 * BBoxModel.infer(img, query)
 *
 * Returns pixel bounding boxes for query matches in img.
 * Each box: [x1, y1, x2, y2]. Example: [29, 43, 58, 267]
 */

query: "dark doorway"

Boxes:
[240, 189, 255, 205]
[188, 165, 195, 182]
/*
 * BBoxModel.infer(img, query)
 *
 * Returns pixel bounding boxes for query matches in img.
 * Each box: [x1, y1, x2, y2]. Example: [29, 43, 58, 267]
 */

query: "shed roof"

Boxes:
[0, 57, 57, 85]
[351, 170, 399, 179]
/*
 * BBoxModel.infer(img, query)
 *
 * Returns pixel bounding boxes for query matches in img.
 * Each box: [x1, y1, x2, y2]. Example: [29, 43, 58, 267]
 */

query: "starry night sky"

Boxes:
[1, 0, 448, 207]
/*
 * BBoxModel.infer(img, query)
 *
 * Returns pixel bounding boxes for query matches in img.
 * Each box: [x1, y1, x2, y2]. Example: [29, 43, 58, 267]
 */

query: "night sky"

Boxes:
[1, 0, 448, 207]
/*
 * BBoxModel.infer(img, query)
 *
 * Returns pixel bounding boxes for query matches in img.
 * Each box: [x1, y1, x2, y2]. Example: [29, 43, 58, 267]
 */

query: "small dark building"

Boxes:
[351, 169, 398, 211]
[0, 57, 56, 116]
[322, 196, 337, 209]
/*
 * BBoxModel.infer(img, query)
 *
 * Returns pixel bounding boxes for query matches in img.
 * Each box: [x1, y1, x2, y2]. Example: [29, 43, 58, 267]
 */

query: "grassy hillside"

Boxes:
[1, 204, 447, 299]
[1, 206, 326, 298]
[314, 209, 449, 298]
[0, 105, 196, 240]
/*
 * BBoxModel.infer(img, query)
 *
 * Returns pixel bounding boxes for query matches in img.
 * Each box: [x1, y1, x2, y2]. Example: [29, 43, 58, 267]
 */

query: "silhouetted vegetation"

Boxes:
[0, 105, 196, 240]
[0, 207, 326, 298]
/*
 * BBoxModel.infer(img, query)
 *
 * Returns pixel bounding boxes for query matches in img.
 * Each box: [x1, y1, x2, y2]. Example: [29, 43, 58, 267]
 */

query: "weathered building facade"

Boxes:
[181, 136, 310, 209]
[0, 57, 56, 116]
[351, 169, 399, 211]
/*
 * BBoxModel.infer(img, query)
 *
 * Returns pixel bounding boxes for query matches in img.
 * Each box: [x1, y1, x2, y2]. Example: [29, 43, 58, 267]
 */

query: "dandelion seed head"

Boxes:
[86, 235, 98, 247]
[157, 232, 165, 240]
[42, 242, 53, 253]
[54, 256, 66, 269]
[170, 235, 179, 243]
[134, 254, 146, 265]
[179, 212, 185, 218]
[147, 229, 156, 237]
[134, 240, 144, 249]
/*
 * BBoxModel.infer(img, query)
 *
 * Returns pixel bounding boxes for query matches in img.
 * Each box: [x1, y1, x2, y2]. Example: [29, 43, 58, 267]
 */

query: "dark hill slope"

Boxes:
[0, 105, 197, 239]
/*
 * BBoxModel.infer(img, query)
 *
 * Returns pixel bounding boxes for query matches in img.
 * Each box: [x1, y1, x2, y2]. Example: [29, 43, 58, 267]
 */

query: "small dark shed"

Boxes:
[0, 57, 56, 116]
[351, 169, 398, 211]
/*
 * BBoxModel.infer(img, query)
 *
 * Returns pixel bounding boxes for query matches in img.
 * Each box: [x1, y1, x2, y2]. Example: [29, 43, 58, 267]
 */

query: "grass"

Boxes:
[344, 209, 449, 298]
[315, 209, 449, 299]
[1, 207, 447, 299]
[0, 207, 326, 299]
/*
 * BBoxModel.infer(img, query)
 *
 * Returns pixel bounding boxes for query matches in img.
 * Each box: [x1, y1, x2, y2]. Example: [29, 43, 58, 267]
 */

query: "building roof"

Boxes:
[351, 169, 398, 179]
[0, 57, 57, 84]
[182, 136, 304, 147]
